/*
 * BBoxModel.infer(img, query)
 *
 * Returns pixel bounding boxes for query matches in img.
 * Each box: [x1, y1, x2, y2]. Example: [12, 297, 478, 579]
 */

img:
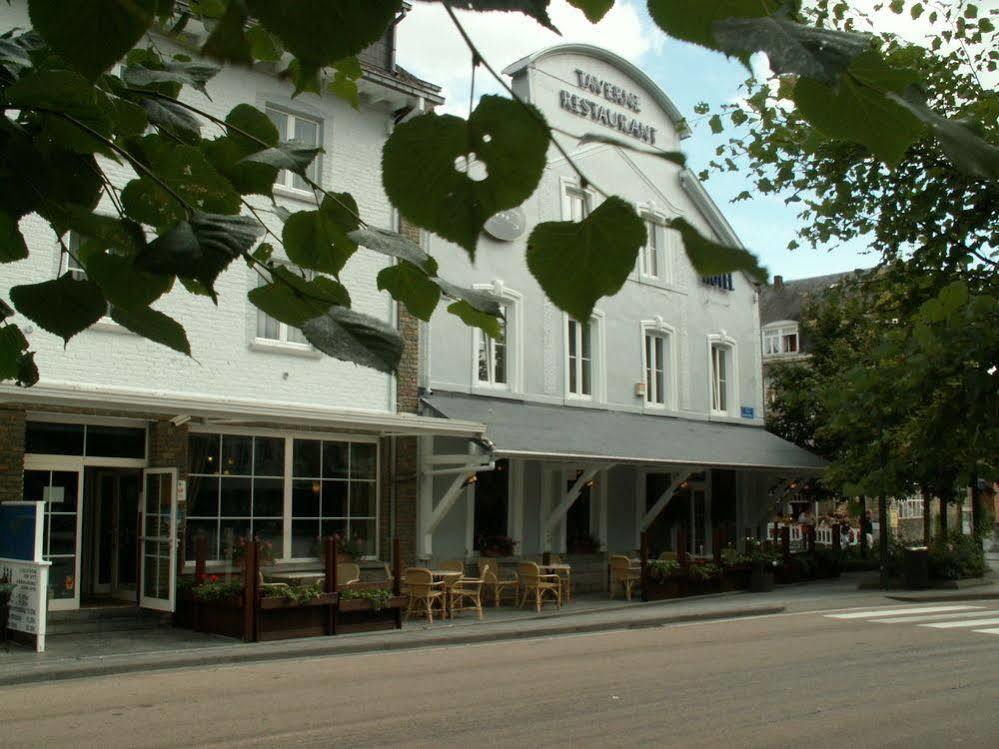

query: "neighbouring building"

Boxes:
[0, 3, 485, 616]
[415, 45, 826, 588]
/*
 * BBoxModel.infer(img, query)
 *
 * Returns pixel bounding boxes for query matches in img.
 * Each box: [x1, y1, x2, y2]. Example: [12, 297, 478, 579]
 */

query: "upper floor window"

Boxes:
[644, 332, 668, 406]
[702, 273, 734, 291]
[763, 324, 799, 356]
[565, 186, 591, 222]
[710, 342, 735, 415]
[256, 268, 310, 347]
[567, 318, 593, 398]
[641, 217, 661, 279]
[477, 311, 507, 387]
[61, 232, 113, 318]
[266, 106, 321, 191]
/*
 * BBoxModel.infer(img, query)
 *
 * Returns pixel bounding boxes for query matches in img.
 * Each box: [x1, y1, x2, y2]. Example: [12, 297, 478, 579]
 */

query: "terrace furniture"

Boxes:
[429, 569, 464, 616]
[448, 571, 485, 619]
[404, 568, 446, 623]
[609, 555, 641, 601]
[438, 560, 465, 574]
[383, 562, 405, 587]
[541, 557, 573, 603]
[337, 563, 361, 586]
[264, 571, 323, 587]
[477, 560, 519, 607]
[517, 561, 562, 612]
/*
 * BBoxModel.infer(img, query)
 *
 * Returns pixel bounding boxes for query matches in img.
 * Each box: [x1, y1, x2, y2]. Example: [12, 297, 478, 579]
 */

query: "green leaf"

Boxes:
[239, 141, 323, 177]
[10, 273, 107, 343]
[576, 133, 686, 166]
[709, 114, 723, 134]
[136, 95, 203, 142]
[81, 247, 174, 310]
[383, 95, 550, 258]
[246, 0, 401, 71]
[247, 24, 283, 62]
[377, 261, 441, 321]
[567, 0, 613, 22]
[248, 266, 349, 327]
[0, 324, 38, 387]
[283, 193, 360, 275]
[110, 305, 191, 356]
[447, 300, 502, 340]
[646, 0, 768, 51]
[137, 212, 263, 297]
[526, 195, 645, 321]
[433, 1, 558, 32]
[347, 226, 438, 274]
[121, 140, 241, 227]
[225, 103, 280, 149]
[49, 208, 147, 256]
[301, 306, 403, 374]
[123, 59, 222, 97]
[433, 278, 503, 316]
[670, 217, 767, 282]
[793, 51, 925, 166]
[28, 0, 157, 79]
[328, 59, 361, 110]
[201, 104, 280, 196]
[0, 212, 28, 263]
[201, 0, 253, 65]
[887, 88, 999, 180]
[712, 13, 872, 84]
[107, 95, 149, 137]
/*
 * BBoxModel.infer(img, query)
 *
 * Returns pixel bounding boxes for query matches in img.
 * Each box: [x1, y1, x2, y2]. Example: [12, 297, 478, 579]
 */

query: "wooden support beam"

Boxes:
[640, 468, 698, 531]
[422, 471, 473, 556]
[544, 466, 601, 534]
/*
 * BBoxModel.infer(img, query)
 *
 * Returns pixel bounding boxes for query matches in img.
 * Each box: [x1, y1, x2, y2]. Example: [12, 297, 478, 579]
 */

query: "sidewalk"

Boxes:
[3, 573, 996, 687]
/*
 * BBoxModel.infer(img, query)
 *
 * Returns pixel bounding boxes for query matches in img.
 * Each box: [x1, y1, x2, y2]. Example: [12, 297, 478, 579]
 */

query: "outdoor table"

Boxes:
[265, 571, 325, 587]
[540, 563, 572, 603]
[429, 570, 463, 617]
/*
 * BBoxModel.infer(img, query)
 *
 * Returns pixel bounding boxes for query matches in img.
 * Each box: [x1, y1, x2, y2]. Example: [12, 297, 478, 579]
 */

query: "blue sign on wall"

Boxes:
[0, 503, 39, 561]
[741, 406, 755, 419]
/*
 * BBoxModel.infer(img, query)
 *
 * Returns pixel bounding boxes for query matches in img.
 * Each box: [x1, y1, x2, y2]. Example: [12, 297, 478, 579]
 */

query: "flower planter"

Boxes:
[720, 567, 751, 592]
[192, 596, 245, 640]
[750, 568, 775, 592]
[642, 576, 682, 601]
[681, 577, 720, 596]
[335, 594, 407, 634]
[257, 592, 339, 642]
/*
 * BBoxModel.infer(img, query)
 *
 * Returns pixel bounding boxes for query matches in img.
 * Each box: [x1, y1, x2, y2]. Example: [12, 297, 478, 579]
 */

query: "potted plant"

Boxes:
[719, 546, 751, 591]
[566, 532, 601, 554]
[644, 558, 682, 599]
[476, 535, 518, 558]
[745, 538, 779, 592]
[685, 560, 720, 595]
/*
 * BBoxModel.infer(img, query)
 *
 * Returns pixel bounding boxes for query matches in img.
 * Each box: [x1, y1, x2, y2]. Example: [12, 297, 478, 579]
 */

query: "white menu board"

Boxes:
[3, 559, 50, 652]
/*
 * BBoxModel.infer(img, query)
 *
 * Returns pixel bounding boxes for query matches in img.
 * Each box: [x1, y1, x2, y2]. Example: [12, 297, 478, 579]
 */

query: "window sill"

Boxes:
[474, 381, 512, 392]
[273, 184, 317, 204]
[250, 338, 323, 359]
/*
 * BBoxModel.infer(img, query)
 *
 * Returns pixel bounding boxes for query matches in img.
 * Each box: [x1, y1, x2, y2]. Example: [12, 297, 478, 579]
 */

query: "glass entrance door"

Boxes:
[139, 468, 178, 612]
[23, 462, 84, 611]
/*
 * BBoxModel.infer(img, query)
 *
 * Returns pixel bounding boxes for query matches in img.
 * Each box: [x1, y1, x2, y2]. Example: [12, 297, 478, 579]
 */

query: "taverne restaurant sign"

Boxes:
[559, 69, 658, 145]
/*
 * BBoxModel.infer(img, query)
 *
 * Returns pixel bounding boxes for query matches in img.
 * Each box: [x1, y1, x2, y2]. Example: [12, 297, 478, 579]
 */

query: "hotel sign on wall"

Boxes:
[559, 69, 658, 145]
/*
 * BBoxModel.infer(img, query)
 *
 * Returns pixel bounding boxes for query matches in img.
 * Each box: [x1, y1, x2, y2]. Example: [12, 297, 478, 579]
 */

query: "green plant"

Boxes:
[228, 536, 275, 566]
[273, 581, 324, 605]
[331, 533, 366, 560]
[687, 562, 719, 582]
[339, 587, 393, 612]
[720, 545, 749, 568]
[647, 559, 681, 581]
[744, 539, 781, 568]
[929, 531, 987, 581]
[192, 576, 244, 601]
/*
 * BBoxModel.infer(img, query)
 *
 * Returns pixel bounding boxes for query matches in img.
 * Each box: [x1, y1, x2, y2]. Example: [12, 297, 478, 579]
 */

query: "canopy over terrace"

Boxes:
[421, 391, 826, 553]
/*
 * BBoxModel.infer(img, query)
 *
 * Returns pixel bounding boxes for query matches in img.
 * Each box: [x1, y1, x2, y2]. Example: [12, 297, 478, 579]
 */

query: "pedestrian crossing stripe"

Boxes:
[921, 617, 999, 629]
[870, 610, 998, 624]
[973, 628, 999, 635]
[825, 605, 982, 619]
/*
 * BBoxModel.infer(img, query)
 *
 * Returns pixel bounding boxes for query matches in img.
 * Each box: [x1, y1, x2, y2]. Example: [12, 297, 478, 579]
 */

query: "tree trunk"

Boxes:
[939, 493, 949, 536]
[878, 494, 889, 588]
[859, 496, 868, 558]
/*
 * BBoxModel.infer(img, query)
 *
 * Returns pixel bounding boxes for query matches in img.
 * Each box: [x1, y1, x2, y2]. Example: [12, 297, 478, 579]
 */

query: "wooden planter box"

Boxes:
[335, 595, 407, 634]
[750, 569, 776, 592]
[256, 592, 339, 642]
[191, 596, 246, 640]
[680, 577, 720, 596]
[720, 567, 751, 592]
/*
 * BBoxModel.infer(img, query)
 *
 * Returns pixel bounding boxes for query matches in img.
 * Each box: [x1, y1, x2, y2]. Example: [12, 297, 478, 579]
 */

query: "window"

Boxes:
[641, 217, 660, 279]
[477, 311, 507, 387]
[185, 434, 286, 560]
[567, 318, 593, 397]
[256, 269, 310, 346]
[644, 332, 668, 406]
[266, 106, 320, 191]
[61, 232, 113, 318]
[762, 324, 799, 356]
[290, 438, 377, 558]
[565, 186, 590, 221]
[702, 274, 734, 291]
[25, 421, 146, 459]
[24, 469, 80, 601]
[710, 343, 733, 414]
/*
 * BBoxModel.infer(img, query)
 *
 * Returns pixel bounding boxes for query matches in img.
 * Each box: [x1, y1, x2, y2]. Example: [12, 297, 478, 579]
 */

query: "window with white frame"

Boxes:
[255, 267, 310, 346]
[565, 186, 590, 221]
[477, 310, 507, 387]
[61, 232, 113, 318]
[710, 342, 734, 414]
[762, 323, 799, 356]
[567, 318, 593, 397]
[644, 331, 669, 406]
[266, 106, 321, 191]
[641, 217, 661, 279]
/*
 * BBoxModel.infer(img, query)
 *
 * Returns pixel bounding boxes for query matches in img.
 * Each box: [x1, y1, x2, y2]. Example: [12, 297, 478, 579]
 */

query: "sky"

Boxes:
[394, 1, 941, 281]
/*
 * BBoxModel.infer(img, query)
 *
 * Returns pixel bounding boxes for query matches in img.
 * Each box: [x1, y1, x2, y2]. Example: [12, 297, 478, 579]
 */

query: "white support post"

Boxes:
[543, 465, 603, 551]
[423, 471, 474, 557]
[640, 468, 699, 531]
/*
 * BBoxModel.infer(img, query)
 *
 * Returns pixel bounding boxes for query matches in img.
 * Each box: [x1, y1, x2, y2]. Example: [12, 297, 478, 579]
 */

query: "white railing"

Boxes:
[766, 522, 861, 547]
[897, 498, 924, 520]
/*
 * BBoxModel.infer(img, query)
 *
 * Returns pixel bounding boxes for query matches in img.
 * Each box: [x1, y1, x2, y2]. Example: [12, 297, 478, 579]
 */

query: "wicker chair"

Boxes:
[404, 568, 445, 622]
[477, 559, 519, 607]
[383, 562, 405, 587]
[517, 561, 562, 612]
[448, 570, 485, 620]
[337, 562, 361, 587]
[547, 553, 572, 604]
[609, 555, 641, 600]
[438, 559, 465, 574]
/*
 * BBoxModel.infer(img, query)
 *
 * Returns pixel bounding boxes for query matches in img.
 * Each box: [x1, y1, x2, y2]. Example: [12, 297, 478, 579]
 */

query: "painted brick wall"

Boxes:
[0, 408, 25, 503]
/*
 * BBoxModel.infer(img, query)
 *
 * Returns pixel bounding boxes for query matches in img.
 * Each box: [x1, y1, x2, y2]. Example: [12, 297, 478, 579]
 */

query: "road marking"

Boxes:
[972, 628, 999, 635]
[825, 605, 982, 619]
[920, 617, 999, 629]
[870, 610, 999, 624]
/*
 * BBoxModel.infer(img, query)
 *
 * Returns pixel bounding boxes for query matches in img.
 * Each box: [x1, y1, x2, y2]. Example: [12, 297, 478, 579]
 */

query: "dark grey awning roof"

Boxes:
[422, 391, 827, 473]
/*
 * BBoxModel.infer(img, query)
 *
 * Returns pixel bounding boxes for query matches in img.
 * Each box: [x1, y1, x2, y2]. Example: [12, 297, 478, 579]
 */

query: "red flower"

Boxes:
[210, 574, 219, 583]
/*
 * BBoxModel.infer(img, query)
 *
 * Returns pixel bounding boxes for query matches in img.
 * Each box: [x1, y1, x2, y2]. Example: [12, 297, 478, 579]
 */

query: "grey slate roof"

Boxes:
[759, 270, 864, 326]
[423, 391, 827, 472]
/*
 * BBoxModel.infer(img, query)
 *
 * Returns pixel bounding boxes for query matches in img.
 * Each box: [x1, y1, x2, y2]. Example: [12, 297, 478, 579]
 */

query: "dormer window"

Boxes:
[763, 323, 799, 357]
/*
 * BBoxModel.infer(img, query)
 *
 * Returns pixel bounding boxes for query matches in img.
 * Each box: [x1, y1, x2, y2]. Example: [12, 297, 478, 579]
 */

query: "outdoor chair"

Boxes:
[438, 559, 465, 574]
[448, 569, 485, 620]
[609, 555, 641, 601]
[477, 559, 520, 607]
[258, 569, 291, 596]
[404, 567, 446, 623]
[547, 553, 572, 604]
[517, 561, 562, 612]
[337, 562, 361, 587]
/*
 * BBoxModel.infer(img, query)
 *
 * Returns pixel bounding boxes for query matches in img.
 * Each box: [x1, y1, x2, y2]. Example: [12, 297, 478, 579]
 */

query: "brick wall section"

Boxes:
[0, 408, 25, 503]
[148, 420, 189, 478]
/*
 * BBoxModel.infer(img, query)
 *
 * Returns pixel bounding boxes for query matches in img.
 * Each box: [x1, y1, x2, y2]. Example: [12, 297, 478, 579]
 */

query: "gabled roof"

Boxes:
[760, 270, 866, 326]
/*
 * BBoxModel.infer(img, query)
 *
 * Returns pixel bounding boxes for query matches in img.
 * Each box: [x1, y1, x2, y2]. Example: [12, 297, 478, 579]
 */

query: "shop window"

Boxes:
[185, 433, 286, 560]
[473, 459, 509, 550]
[266, 106, 321, 191]
[290, 438, 377, 558]
[25, 421, 146, 459]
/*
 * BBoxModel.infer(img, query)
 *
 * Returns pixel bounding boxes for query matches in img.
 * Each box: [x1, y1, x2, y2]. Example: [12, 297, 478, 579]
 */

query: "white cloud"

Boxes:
[396, 1, 656, 115]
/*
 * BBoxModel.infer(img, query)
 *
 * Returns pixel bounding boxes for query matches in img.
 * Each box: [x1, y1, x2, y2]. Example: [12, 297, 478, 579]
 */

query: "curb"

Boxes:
[0, 604, 784, 687]
[887, 592, 999, 603]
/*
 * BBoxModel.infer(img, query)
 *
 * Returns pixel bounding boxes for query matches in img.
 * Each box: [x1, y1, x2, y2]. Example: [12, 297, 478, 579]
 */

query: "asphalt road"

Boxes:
[4, 602, 999, 748]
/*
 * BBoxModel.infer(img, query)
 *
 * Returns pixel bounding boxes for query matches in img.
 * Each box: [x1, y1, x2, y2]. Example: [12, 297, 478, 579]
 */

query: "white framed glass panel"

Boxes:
[256, 270, 310, 345]
[567, 319, 592, 397]
[642, 218, 660, 278]
[140, 468, 177, 612]
[477, 313, 507, 386]
[265, 106, 321, 191]
[645, 333, 667, 405]
[566, 188, 590, 222]
[711, 344, 729, 413]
